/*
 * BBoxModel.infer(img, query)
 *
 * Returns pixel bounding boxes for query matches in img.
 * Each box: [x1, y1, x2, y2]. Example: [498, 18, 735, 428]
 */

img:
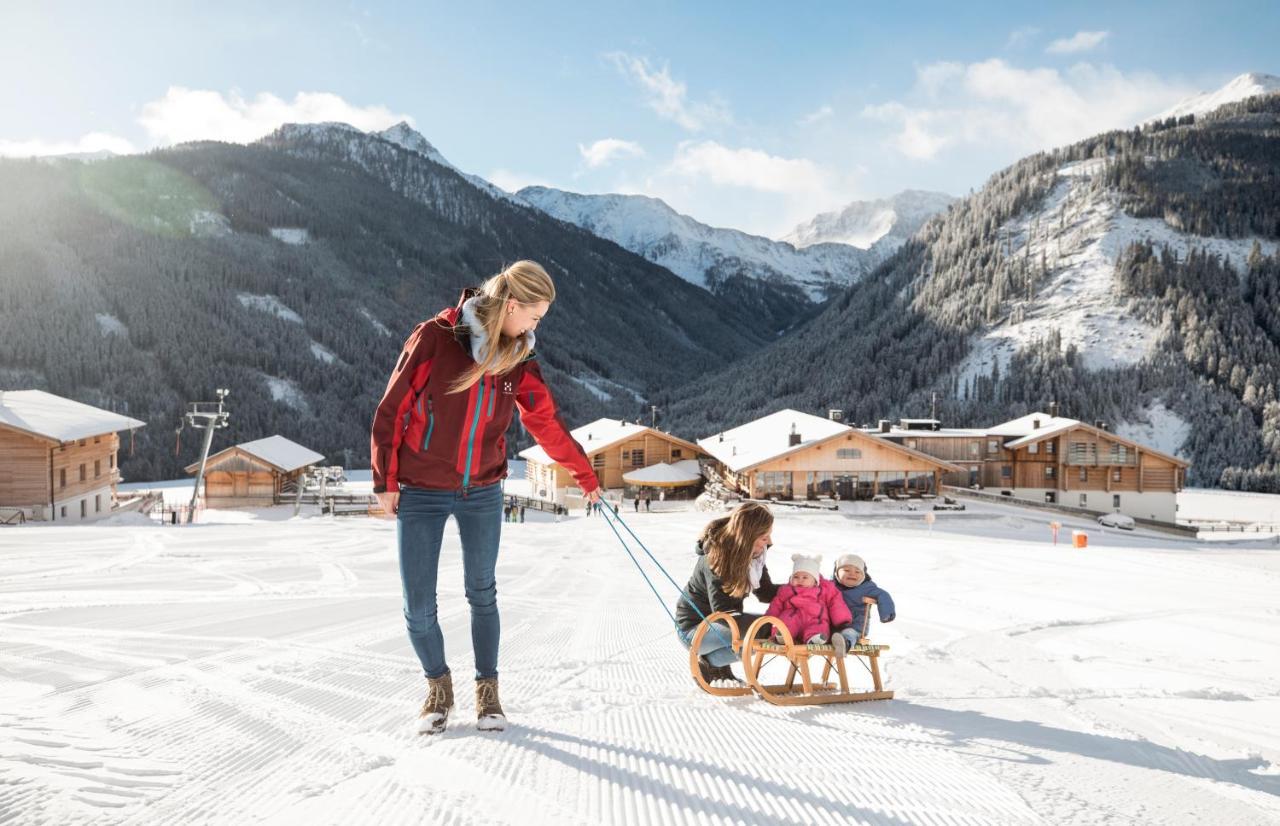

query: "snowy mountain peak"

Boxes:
[517, 185, 880, 304]
[375, 121, 452, 168]
[1155, 71, 1280, 121]
[781, 190, 955, 250]
[270, 121, 366, 141]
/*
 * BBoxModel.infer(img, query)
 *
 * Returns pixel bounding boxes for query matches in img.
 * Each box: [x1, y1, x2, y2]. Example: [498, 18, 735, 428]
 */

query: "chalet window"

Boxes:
[1045, 466, 1056, 479]
[1109, 444, 1128, 463]
[1112, 468, 1121, 482]
[592, 454, 605, 469]
[1044, 492, 1056, 504]
[756, 471, 791, 498]
[1079, 493, 1088, 507]
[621, 450, 630, 462]
[80, 500, 86, 518]
[969, 441, 980, 457]
[1113, 494, 1121, 508]
[671, 448, 682, 458]
[60, 506, 66, 518]
[79, 464, 86, 482]
[95, 495, 101, 513]
[1028, 443, 1039, 454]
[1046, 441, 1055, 455]
[988, 439, 1000, 454]
[905, 439, 917, 450]
[94, 436, 101, 444]
[632, 450, 644, 467]
[60, 468, 66, 489]
[1070, 441, 1096, 464]
[1079, 467, 1088, 482]
[837, 448, 862, 460]
[95, 460, 101, 478]
[1001, 465, 1011, 479]
[109, 454, 114, 469]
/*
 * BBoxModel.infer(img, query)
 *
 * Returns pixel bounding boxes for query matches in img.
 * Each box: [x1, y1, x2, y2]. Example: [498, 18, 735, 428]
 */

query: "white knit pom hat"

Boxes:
[790, 553, 822, 580]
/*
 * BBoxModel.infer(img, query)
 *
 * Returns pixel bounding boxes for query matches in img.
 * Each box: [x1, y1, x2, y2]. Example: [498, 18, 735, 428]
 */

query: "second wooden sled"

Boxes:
[689, 599, 893, 705]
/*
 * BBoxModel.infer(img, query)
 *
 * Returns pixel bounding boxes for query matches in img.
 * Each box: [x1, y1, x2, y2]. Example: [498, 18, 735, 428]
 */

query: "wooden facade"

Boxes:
[0, 427, 126, 521]
[524, 427, 702, 500]
[185, 446, 315, 508]
[717, 430, 961, 501]
[892, 417, 1189, 522]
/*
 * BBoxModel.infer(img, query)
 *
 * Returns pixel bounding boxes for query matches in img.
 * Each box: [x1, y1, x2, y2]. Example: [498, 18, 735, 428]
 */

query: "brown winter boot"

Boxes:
[417, 672, 454, 735]
[475, 676, 506, 731]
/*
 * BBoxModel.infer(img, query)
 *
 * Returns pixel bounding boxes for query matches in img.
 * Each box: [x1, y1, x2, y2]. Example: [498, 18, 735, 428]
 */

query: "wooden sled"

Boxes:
[689, 597, 893, 705]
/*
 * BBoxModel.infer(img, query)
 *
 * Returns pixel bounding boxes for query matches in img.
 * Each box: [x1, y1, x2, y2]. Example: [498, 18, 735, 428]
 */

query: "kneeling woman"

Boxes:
[674, 502, 778, 682]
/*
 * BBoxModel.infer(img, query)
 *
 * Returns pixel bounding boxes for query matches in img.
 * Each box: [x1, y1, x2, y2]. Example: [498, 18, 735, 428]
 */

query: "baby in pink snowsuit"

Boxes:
[766, 554, 853, 644]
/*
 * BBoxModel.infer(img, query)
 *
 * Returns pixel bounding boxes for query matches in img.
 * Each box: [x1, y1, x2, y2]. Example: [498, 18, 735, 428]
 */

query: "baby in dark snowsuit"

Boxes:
[832, 553, 896, 653]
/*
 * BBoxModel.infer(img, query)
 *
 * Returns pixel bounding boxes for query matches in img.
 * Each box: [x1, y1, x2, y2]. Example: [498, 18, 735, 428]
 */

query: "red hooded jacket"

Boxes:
[370, 290, 599, 495]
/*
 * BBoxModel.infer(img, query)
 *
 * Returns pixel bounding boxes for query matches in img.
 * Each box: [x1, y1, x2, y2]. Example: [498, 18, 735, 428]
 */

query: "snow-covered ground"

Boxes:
[1115, 400, 1192, 459]
[1179, 487, 1280, 526]
[2, 494, 1278, 825]
[236, 293, 302, 324]
[269, 227, 310, 245]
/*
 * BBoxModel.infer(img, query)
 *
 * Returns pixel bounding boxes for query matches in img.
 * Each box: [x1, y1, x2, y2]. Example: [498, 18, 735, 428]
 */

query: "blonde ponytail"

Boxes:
[448, 260, 556, 393]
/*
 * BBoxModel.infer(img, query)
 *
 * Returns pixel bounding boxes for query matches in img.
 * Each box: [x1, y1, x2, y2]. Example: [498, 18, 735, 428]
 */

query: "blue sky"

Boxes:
[2, 1, 1276, 236]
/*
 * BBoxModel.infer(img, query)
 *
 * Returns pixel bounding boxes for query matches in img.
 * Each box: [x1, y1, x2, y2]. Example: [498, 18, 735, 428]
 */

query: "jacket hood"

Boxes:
[454, 288, 536, 364]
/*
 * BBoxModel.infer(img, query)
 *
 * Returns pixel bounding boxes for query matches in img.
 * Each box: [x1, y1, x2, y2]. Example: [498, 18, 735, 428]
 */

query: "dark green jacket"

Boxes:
[674, 541, 779, 632]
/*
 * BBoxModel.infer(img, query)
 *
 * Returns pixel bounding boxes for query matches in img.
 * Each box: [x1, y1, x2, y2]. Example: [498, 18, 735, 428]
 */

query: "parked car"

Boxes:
[1097, 512, 1135, 530]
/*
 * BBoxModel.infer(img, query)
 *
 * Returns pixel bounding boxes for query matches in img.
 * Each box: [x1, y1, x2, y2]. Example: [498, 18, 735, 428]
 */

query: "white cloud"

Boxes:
[667, 140, 826, 195]
[605, 52, 730, 131]
[1005, 26, 1041, 49]
[863, 59, 1196, 160]
[1046, 30, 1109, 54]
[578, 138, 645, 168]
[0, 131, 136, 158]
[798, 104, 834, 125]
[487, 168, 552, 194]
[137, 87, 412, 146]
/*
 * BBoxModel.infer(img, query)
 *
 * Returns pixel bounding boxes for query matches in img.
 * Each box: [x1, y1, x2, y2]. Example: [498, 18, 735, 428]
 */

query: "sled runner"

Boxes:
[689, 597, 893, 705]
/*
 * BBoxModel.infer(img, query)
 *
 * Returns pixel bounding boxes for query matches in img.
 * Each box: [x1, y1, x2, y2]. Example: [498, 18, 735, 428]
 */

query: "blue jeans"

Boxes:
[678, 624, 739, 668]
[397, 482, 503, 680]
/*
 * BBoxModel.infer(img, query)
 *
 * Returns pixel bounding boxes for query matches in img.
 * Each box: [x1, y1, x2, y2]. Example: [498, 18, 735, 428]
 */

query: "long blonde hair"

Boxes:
[701, 502, 774, 599]
[448, 260, 556, 393]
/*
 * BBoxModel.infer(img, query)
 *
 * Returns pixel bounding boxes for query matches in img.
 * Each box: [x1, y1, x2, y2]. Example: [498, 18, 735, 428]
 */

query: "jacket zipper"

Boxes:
[461, 378, 486, 490]
[421, 395, 434, 452]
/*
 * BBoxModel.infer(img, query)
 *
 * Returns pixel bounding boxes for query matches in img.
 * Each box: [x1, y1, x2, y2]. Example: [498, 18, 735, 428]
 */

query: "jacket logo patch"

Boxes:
[502, 381, 514, 394]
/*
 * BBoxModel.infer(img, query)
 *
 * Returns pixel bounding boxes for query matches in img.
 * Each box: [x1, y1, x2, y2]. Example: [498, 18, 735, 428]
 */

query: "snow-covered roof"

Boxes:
[519, 418, 698, 466]
[986, 412, 1079, 437]
[867, 426, 988, 438]
[621, 462, 702, 487]
[698, 409, 850, 473]
[0, 389, 146, 443]
[1002, 420, 1081, 448]
[188, 435, 325, 474]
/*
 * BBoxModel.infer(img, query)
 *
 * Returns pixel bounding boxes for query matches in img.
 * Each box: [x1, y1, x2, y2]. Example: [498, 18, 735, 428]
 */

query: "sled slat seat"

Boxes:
[751, 641, 889, 655]
[689, 595, 894, 705]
